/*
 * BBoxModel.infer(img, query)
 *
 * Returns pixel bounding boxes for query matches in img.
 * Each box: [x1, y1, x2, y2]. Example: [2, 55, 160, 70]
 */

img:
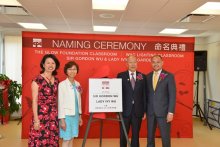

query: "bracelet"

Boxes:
[34, 120, 40, 123]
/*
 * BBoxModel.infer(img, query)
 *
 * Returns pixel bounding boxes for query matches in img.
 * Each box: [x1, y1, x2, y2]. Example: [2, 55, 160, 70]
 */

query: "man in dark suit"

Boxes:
[117, 55, 146, 147]
[146, 55, 176, 147]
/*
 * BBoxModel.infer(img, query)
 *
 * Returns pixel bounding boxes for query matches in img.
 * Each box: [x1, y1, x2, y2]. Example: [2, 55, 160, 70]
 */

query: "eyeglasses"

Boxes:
[67, 68, 77, 71]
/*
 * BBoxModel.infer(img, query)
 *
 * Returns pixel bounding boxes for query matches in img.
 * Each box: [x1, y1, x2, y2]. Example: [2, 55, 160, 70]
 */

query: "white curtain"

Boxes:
[4, 36, 22, 84]
[0, 32, 4, 74]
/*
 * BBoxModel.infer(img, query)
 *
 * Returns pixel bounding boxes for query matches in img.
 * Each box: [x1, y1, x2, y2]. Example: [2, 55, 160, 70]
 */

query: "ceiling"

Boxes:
[1, 0, 220, 37]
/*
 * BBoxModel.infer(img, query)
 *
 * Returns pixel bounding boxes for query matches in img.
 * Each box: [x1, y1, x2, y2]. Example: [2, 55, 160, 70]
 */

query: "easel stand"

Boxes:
[193, 71, 212, 130]
[82, 112, 131, 147]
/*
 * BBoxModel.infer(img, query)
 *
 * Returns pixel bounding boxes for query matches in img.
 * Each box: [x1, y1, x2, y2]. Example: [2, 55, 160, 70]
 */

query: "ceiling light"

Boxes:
[92, 0, 129, 10]
[18, 23, 47, 29]
[93, 26, 117, 32]
[0, 0, 21, 6]
[192, 2, 220, 15]
[160, 28, 188, 34]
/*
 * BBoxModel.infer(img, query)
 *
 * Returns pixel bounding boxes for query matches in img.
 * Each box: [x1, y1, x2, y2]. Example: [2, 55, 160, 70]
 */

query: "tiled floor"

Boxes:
[0, 118, 220, 147]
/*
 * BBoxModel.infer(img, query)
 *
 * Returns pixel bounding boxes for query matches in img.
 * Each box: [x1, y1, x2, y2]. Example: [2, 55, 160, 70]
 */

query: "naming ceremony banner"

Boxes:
[22, 31, 194, 138]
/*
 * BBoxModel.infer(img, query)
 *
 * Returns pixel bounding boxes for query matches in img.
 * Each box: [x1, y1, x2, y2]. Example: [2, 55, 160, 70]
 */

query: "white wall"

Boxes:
[4, 36, 22, 84]
[206, 34, 220, 101]
[194, 35, 220, 120]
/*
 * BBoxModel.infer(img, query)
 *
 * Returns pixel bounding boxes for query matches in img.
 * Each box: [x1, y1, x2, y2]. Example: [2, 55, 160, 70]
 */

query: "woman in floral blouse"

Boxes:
[58, 61, 83, 147]
[28, 54, 60, 147]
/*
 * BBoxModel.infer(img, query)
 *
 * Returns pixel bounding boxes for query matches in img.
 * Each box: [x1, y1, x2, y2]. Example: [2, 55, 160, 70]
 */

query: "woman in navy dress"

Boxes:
[58, 61, 83, 147]
[28, 54, 60, 147]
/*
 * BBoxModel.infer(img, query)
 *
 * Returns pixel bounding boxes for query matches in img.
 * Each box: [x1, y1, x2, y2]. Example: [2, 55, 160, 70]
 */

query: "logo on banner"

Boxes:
[102, 81, 110, 90]
[33, 38, 42, 47]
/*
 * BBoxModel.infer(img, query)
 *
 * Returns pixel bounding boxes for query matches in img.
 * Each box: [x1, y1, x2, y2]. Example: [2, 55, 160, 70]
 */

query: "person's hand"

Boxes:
[116, 114, 119, 119]
[167, 113, 174, 123]
[142, 113, 146, 120]
[33, 119, 40, 130]
[60, 119, 66, 131]
[79, 115, 83, 126]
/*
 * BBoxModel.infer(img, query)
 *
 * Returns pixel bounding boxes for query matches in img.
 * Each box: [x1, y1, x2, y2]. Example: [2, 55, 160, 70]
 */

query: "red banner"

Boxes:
[22, 31, 194, 138]
[0, 89, 10, 124]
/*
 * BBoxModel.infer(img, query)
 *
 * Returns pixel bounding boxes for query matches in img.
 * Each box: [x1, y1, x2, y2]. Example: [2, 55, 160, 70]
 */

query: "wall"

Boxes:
[194, 35, 220, 128]
[206, 34, 220, 101]
[195, 35, 220, 103]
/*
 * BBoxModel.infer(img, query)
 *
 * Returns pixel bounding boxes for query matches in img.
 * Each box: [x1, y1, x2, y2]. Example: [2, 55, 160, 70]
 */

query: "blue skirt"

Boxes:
[60, 115, 79, 140]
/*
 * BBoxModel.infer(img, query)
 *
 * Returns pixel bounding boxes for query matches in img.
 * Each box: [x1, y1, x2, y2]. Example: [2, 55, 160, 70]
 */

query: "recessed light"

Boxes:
[192, 2, 220, 15]
[92, 0, 129, 10]
[160, 28, 188, 34]
[93, 26, 117, 32]
[0, 0, 21, 6]
[18, 23, 47, 29]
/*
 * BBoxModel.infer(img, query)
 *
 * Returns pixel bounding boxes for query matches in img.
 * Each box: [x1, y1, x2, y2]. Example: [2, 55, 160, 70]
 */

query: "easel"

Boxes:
[82, 112, 131, 147]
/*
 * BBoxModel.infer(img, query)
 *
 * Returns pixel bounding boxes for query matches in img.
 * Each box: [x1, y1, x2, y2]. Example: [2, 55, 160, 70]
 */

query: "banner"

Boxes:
[22, 32, 194, 138]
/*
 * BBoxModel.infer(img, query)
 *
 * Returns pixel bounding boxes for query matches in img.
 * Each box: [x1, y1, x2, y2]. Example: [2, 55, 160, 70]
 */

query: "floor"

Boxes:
[0, 118, 220, 147]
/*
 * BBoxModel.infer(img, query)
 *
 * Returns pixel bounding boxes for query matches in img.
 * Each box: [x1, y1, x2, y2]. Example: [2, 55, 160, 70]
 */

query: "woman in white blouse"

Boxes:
[58, 61, 83, 147]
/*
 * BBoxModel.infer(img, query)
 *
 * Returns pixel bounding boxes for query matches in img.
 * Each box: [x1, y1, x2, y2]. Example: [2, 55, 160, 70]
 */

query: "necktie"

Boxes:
[131, 72, 135, 90]
[153, 72, 159, 90]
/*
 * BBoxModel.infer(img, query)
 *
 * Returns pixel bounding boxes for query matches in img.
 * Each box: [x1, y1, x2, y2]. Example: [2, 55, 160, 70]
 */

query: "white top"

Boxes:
[58, 78, 82, 119]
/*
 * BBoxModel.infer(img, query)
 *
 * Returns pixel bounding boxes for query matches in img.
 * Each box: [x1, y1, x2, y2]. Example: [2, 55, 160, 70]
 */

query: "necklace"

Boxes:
[45, 76, 53, 86]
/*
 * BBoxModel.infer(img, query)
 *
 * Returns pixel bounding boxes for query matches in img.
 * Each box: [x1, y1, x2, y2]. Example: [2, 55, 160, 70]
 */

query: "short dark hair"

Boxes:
[64, 61, 79, 75]
[40, 54, 60, 75]
[151, 54, 163, 60]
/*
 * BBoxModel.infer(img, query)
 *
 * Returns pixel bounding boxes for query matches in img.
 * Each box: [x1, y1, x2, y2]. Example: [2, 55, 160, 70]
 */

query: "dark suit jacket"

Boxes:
[117, 71, 146, 117]
[146, 70, 176, 117]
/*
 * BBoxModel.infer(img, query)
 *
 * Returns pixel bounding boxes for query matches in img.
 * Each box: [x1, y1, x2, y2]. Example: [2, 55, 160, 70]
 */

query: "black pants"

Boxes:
[120, 108, 142, 147]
